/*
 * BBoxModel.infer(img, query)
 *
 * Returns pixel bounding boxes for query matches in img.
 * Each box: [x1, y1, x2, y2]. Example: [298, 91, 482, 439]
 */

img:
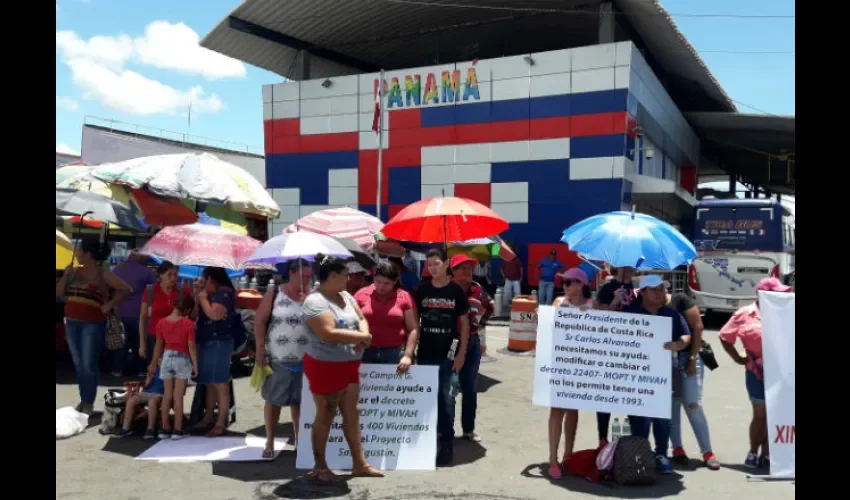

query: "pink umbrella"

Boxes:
[283, 207, 384, 249]
[139, 223, 262, 269]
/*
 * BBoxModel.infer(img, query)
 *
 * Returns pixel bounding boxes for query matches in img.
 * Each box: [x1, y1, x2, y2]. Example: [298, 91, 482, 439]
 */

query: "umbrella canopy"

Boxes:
[138, 223, 262, 269]
[380, 197, 509, 243]
[90, 152, 280, 218]
[56, 229, 79, 270]
[560, 211, 697, 270]
[245, 231, 352, 266]
[326, 234, 378, 270]
[284, 207, 384, 249]
[400, 236, 517, 261]
[148, 255, 245, 281]
[56, 188, 147, 233]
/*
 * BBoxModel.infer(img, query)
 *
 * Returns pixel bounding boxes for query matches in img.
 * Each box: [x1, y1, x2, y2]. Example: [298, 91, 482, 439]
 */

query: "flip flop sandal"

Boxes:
[352, 466, 385, 478]
[310, 469, 339, 484]
[262, 448, 275, 459]
[205, 425, 226, 437]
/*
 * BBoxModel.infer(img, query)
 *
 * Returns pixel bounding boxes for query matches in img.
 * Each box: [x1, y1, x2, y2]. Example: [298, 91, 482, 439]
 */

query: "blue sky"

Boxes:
[55, 0, 795, 157]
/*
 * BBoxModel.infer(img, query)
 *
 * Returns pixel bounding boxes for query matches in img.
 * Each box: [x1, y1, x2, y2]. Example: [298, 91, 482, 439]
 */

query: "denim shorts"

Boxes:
[160, 350, 193, 380]
[197, 340, 232, 384]
[745, 369, 765, 404]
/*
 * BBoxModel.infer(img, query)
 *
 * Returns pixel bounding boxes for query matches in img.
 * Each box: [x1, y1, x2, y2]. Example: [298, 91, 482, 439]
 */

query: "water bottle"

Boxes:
[621, 417, 631, 437]
[611, 417, 622, 439]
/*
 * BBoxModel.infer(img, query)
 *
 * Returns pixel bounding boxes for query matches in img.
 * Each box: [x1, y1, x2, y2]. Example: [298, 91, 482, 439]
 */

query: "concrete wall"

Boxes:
[262, 42, 696, 284]
[80, 125, 266, 187]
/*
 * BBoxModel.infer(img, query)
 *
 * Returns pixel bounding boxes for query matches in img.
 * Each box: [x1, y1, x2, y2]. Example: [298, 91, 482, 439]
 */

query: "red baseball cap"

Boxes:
[450, 254, 478, 269]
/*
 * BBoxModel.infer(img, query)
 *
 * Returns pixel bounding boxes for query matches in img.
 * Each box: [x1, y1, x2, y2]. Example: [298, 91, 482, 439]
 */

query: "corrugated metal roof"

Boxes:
[201, 0, 735, 111]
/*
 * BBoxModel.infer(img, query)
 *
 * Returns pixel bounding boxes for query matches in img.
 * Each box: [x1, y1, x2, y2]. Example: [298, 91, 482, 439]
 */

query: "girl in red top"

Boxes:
[354, 260, 419, 372]
[139, 262, 192, 361]
[149, 294, 198, 439]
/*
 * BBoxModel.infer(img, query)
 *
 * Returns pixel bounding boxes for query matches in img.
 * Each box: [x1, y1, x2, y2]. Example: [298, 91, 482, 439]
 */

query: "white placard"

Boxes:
[532, 306, 673, 418]
[136, 436, 288, 462]
[759, 291, 795, 479]
[296, 364, 438, 471]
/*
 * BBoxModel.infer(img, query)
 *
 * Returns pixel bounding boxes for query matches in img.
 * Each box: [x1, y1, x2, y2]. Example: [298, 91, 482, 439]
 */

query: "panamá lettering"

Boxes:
[375, 66, 481, 109]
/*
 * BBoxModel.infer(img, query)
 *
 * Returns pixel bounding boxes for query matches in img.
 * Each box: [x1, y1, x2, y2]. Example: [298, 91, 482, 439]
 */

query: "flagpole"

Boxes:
[376, 69, 384, 220]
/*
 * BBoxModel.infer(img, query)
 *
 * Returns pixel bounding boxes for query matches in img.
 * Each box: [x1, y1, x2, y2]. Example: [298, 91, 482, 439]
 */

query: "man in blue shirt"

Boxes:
[625, 275, 692, 475]
[536, 250, 564, 305]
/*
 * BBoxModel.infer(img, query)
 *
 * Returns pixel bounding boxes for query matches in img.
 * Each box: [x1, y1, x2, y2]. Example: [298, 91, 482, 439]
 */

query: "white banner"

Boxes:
[532, 306, 673, 418]
[759, 291, 795, 479]
[296, 364, 438, 471]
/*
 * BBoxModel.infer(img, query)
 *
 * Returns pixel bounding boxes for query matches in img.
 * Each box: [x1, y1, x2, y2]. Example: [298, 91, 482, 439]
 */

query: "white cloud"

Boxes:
[56, 21, 245, 79]
[56, 96, 79, 111]
[56, 30, 133, 71]
[66, 58, 223, 116]
[57, 143, 80, 156]
[133, 21, 246, 81]
[56, 21, 234, 117]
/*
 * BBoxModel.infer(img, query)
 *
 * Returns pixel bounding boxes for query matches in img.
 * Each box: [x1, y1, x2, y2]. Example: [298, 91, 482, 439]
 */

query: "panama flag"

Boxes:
[371, 81, 382, 137]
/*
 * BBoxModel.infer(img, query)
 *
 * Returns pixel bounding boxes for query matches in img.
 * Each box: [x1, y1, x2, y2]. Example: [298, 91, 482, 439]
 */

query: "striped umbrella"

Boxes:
[283, 207, 384, 249]
[138, 223, 262, 269]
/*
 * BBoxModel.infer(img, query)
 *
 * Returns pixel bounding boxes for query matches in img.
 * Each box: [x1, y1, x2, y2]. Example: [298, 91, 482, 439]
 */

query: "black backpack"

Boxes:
[612, 436, 656, 486]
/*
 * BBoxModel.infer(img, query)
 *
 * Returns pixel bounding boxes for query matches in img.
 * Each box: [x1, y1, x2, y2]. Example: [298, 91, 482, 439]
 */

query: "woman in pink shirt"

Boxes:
[718, 277, 791, 469]
[354, 261, 419, 372]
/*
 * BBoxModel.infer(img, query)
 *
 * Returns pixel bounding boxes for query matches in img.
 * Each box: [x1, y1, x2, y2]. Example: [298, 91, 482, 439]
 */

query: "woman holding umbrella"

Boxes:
[56, 239, 132, 415]
[302, 254, 384, 482]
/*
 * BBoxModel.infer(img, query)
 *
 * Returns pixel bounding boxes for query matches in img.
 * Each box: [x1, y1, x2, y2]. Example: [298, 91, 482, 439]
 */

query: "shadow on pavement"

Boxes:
[212, 450, 303, 482]
[101, 436, 158, 458]
[449, 439, 487, 467]
[243, 423, 296, 440]
[252, 476, 352, 499]
[720, 463, 770, 477]
[520, 462, 685, 498]
[477, 374, 501, 393]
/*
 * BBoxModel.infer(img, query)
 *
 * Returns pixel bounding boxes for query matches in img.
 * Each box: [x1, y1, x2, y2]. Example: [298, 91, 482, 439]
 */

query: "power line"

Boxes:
[375, 0, 795, 19]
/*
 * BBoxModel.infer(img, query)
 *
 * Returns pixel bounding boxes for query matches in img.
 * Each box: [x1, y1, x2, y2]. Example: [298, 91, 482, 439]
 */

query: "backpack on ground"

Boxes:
[98, 389, 126, 435]
[611, 436, 656, 486]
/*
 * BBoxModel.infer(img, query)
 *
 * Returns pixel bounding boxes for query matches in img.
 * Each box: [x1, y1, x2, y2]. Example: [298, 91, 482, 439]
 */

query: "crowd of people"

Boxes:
[56, 238, 790, 483]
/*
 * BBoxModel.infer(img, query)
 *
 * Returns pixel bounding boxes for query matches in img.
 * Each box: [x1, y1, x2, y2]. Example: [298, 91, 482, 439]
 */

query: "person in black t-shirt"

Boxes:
[592, 265, 635, 445]
[413, 248, 470, 467]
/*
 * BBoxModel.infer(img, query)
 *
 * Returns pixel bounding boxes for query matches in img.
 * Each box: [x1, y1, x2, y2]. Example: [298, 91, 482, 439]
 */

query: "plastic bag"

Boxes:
[56, 406, 89, 439]
[250, 363, 273, 392]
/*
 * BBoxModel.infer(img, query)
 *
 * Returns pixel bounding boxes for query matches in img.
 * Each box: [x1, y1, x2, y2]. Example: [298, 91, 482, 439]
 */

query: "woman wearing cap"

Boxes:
[354, 260, 419, 370]
[719, 277, 792, 469]
[547, 268, 592, 478]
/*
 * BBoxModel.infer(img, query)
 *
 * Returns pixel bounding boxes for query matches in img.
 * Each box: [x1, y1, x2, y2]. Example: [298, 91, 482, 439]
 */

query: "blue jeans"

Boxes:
[65, 319, 106, 405]
[629, 416, 672, 457]
[361, 346, 404, 364]
[420, 358, 455, 445]
[459, 335, 482, 434]
[671, 357, 714, 454]
[539, 281, 555, 305]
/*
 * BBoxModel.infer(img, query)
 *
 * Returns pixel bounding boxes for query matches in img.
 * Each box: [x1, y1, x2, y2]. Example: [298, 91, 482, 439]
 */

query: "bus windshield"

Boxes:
[692, 199, 785, 252]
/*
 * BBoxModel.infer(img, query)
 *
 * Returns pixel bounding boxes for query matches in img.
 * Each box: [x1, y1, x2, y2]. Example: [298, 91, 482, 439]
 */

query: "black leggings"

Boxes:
[597, 412, 611, 441]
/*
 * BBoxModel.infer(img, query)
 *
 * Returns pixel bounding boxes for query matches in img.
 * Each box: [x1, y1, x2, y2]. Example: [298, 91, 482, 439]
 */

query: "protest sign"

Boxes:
[532, 306, 672, 418]
[295, 364, 438, 471]
[759, 291, 795, 479]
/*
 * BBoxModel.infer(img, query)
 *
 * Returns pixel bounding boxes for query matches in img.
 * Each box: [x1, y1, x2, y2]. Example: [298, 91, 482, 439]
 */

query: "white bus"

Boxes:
[688, 199, 795, 315]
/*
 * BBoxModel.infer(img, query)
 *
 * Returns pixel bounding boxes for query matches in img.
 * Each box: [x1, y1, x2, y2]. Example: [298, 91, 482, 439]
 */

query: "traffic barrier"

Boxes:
[508, 296, 538, 352]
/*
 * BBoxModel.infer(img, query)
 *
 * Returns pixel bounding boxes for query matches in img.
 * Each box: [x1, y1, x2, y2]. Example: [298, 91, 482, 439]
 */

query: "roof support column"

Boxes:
[598, 1, 615, 44]
[728, 173, 736, 194]
[298, 51, 311, 80]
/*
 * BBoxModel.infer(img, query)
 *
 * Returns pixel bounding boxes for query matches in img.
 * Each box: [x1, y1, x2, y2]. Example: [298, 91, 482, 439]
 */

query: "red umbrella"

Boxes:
[381, 197, 509, 243]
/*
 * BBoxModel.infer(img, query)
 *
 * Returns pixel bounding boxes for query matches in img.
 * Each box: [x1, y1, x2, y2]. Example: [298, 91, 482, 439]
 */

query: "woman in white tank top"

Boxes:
[547, 268, 592, 478]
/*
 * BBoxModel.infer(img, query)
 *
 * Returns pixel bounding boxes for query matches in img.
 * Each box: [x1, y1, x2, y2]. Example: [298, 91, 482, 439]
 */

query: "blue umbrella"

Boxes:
[147, 255, 245, 281]
[560, 211, 697, 270]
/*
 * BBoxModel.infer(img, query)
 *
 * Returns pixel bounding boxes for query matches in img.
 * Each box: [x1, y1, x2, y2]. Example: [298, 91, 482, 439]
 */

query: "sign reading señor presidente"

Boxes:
[375, 65, 481, 109]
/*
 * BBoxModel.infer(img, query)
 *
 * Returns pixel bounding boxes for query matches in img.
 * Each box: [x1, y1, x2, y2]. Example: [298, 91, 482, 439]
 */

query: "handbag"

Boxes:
[105, 312, 126, 351]
[699, 340, 719, 371]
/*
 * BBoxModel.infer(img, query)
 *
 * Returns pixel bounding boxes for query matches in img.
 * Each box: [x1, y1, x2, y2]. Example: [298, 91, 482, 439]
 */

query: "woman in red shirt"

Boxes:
[139, 262, 192, 361]
[354, 261, 419, 372]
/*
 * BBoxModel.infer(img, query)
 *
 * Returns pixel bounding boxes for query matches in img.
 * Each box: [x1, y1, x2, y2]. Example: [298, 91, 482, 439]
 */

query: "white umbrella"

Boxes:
[244, 232, 352, 267]
[90, 152, 280, 218]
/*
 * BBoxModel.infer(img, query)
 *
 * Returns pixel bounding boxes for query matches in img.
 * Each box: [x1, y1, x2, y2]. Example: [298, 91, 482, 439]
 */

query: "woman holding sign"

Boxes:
[547, 268, 592, 479]
[718, 277, 791, 470]
[302, 255, 385, 483]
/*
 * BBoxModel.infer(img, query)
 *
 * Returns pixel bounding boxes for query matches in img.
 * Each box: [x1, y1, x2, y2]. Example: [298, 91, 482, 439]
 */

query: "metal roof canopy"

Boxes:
[201, 0, 735, 113]
[686, 113, 795, 196]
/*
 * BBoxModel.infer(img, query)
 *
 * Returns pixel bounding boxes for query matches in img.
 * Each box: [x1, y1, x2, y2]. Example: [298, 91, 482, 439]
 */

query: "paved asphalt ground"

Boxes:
[56, 320, 795, 500]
